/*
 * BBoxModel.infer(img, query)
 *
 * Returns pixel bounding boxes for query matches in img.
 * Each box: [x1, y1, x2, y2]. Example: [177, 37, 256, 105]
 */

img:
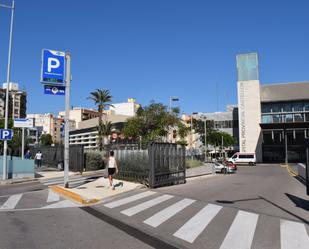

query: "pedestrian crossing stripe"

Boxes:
[0, 194, 23, 210]
[121, 194, 174, 217]
[280, 220, 309, 249]
[219, 210, 258, 249]
[173, 203, 222, 243]
[103, 191, 309, 247]
[144, 198, 196, 228]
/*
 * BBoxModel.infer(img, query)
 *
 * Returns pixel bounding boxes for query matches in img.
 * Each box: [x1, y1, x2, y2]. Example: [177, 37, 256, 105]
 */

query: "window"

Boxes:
[306, 113, 309, 122]
[273, 114, 281, 123]
[294, 113, 304, 122]
[261, 104, 271, 113]
[293, 102, 303, 112]
[262, 115, 272, 123]
[304, 102, 309, 111]
[282, 103, 292, 112]
[283, 114, 293, 123]
[271, 103, 281, 113]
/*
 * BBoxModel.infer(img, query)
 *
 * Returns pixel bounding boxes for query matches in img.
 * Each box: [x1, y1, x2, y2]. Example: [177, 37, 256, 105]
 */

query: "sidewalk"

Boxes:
[51, 177, 144, 204]
[186, 163, 214, 178]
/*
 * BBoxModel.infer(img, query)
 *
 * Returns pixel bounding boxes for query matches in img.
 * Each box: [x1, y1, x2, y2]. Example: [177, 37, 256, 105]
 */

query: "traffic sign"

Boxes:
[14, 118, 33, 128]
[0, 129, 13, 140]
[44, 85, 65, 95]
[41, 49, 65, 84]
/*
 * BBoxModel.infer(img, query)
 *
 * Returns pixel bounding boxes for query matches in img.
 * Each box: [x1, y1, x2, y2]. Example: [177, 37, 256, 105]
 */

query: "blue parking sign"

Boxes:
[0, 129, 13, 140]
[41, 49, 65, 84]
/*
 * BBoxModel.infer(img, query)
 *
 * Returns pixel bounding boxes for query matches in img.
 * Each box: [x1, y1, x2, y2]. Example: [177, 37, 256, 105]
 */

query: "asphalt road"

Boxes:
[158, 163, 309, 223]
[0, 163, 308, 249]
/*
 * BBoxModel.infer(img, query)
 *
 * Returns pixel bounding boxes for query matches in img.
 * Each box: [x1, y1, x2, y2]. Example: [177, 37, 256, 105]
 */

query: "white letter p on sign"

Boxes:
[48, 57, 60, 72]
[3, 130, 10, 139]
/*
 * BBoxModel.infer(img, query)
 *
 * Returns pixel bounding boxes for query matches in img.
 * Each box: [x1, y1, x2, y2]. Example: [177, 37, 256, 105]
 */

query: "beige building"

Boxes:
[27, 113, 76, 144]
[58, 107, 100, 129]
[0, 82, 27, 119]
[69, 114, 131, 149]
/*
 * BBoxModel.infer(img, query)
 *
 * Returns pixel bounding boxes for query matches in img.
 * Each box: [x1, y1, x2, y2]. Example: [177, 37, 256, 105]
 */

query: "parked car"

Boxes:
[224, 161, 237, 170]
[228, 152, 256, 166]
[213, 162, 236, 174]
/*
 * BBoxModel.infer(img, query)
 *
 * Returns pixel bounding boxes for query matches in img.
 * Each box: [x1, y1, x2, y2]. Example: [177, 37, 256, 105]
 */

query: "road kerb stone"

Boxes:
[50, 185, 99, 205]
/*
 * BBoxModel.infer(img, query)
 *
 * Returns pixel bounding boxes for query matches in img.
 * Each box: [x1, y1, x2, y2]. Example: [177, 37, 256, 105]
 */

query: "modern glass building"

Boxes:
[260, 82, 309, 163]
[237, 52, 309, 163]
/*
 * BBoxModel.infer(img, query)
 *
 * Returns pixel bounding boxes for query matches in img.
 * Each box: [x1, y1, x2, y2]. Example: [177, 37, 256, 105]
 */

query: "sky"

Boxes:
[0, 0, 308, 115]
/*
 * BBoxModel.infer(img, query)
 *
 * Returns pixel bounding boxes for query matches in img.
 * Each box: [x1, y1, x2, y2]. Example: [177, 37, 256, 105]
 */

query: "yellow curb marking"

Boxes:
[50, 185, 100, 205]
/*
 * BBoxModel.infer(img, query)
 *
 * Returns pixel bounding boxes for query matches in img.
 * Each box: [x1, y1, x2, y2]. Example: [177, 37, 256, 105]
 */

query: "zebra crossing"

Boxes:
[102, 190, 309, 248]
[0, 189, 79, 211]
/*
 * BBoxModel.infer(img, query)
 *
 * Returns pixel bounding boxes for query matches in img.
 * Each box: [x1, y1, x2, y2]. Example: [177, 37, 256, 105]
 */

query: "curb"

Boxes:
[50, 185, 100, 205]
[286, 164, 298, 177]
[0, 178, 39, 185]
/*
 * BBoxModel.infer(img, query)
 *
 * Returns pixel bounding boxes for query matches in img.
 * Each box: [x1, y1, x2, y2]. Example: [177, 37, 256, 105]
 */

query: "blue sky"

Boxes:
[0, 0, 308, 115]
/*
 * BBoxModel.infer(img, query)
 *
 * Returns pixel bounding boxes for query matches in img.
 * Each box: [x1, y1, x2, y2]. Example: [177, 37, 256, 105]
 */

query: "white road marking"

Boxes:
[144, 198, 196, 227]
[121, 194, 174, 217]
[104, 191, 156, 208]
[219, 210, 258, 249]
[173, 203, 222, 243]
[280, 220, 309, 249]
[42, 200, 79, 209]
[46, 189, 60, 203]
[0, 194, 23, 210]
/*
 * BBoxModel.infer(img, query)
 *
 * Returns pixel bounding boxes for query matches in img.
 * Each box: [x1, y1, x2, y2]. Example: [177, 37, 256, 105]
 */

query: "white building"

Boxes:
[109, 98, 140, 117]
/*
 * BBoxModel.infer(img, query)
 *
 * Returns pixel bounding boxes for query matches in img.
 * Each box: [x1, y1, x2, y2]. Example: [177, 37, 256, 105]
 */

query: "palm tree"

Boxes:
[88, 89, 113, 150]
[98, 121, 113, 146]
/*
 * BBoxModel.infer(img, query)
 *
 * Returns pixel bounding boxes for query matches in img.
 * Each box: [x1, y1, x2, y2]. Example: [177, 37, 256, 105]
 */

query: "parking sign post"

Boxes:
[64, 53, 71, 188]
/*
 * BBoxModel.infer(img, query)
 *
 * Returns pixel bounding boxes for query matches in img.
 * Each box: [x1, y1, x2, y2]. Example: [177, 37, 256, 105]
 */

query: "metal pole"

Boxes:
[2, 0, 15, 180]
[306, 145, 309, 195]
[64, 52, 71, 188]
[285, 129, 288, 164]
[191, 115, 193, 160]
[204, 119, 207, 162]
[21, 128, 25, 159]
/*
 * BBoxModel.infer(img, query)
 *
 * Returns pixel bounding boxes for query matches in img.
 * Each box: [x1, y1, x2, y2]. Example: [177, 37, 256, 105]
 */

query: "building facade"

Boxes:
[0, 83, 27, 119]
[58, 107, 100, 129]
[237, 52, 309, 163]
[109, 98, 140, 117]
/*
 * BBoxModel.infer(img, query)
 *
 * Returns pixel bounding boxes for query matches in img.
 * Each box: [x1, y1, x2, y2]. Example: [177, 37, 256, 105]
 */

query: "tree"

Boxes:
[98, 121, 113, 145]
[88, 89, 113, 150]
[123, 102, 186, 144]
[192, 119, 235, 147]
[40, 134, 53, 146]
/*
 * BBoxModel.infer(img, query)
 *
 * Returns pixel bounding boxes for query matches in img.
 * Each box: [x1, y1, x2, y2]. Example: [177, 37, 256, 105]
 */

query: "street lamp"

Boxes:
[191, 112, 198, 160]
[169, 96, 179, 112]
[1, 0, 15, 180]
[200, 115, 207, 162]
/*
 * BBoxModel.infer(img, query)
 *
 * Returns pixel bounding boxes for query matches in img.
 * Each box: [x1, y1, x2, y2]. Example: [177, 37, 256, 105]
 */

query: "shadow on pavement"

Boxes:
[285, 193, 309, 212]
[216, 197, 262, 204]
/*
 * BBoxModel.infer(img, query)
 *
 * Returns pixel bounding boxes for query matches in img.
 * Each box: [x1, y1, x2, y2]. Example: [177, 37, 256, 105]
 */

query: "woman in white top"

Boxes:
[35, 150, 43, 168]
[108, 151, 118, 189]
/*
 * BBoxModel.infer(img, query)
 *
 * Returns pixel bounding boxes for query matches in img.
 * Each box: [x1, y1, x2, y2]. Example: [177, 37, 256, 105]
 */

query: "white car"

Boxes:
[213, 162, 235, 174]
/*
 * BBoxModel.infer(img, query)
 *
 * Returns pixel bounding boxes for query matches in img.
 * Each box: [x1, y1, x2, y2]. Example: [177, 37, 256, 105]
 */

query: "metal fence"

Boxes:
[148, 142, 186, 188]
[111, 142, 185, 188]
[30, 145, 84, 173]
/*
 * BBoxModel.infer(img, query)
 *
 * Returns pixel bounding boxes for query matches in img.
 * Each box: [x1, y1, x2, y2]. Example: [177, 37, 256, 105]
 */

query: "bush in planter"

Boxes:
[84, 150, 105, 171]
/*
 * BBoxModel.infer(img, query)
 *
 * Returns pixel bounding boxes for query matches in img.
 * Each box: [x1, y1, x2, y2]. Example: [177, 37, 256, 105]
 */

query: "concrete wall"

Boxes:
[237, 80, 262, 162]
[0, 156, 35, 179]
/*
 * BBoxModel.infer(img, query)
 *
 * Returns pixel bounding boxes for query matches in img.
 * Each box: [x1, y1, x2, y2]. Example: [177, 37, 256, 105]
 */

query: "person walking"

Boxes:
[24, 150, 31, 159]
[107, 150, 118, 190]
[35, 150, 43, 168]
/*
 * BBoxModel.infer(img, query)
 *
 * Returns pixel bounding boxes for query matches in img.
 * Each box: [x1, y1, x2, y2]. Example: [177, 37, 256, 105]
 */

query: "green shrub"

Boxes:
[185, 159, 202, 169]
[84, 150, 105, 171]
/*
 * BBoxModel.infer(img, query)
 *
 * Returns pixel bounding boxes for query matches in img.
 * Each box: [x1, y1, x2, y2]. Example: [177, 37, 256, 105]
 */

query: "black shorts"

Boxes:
[108, 168, 115, 175]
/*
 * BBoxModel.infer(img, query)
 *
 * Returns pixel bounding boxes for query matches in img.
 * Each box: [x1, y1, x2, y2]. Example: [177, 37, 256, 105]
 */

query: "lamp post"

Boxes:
[1, 0, 15, 180]
[191, 112, 198, 160]
[200, 115, 207, 162]
[169, 96, 179, 112]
